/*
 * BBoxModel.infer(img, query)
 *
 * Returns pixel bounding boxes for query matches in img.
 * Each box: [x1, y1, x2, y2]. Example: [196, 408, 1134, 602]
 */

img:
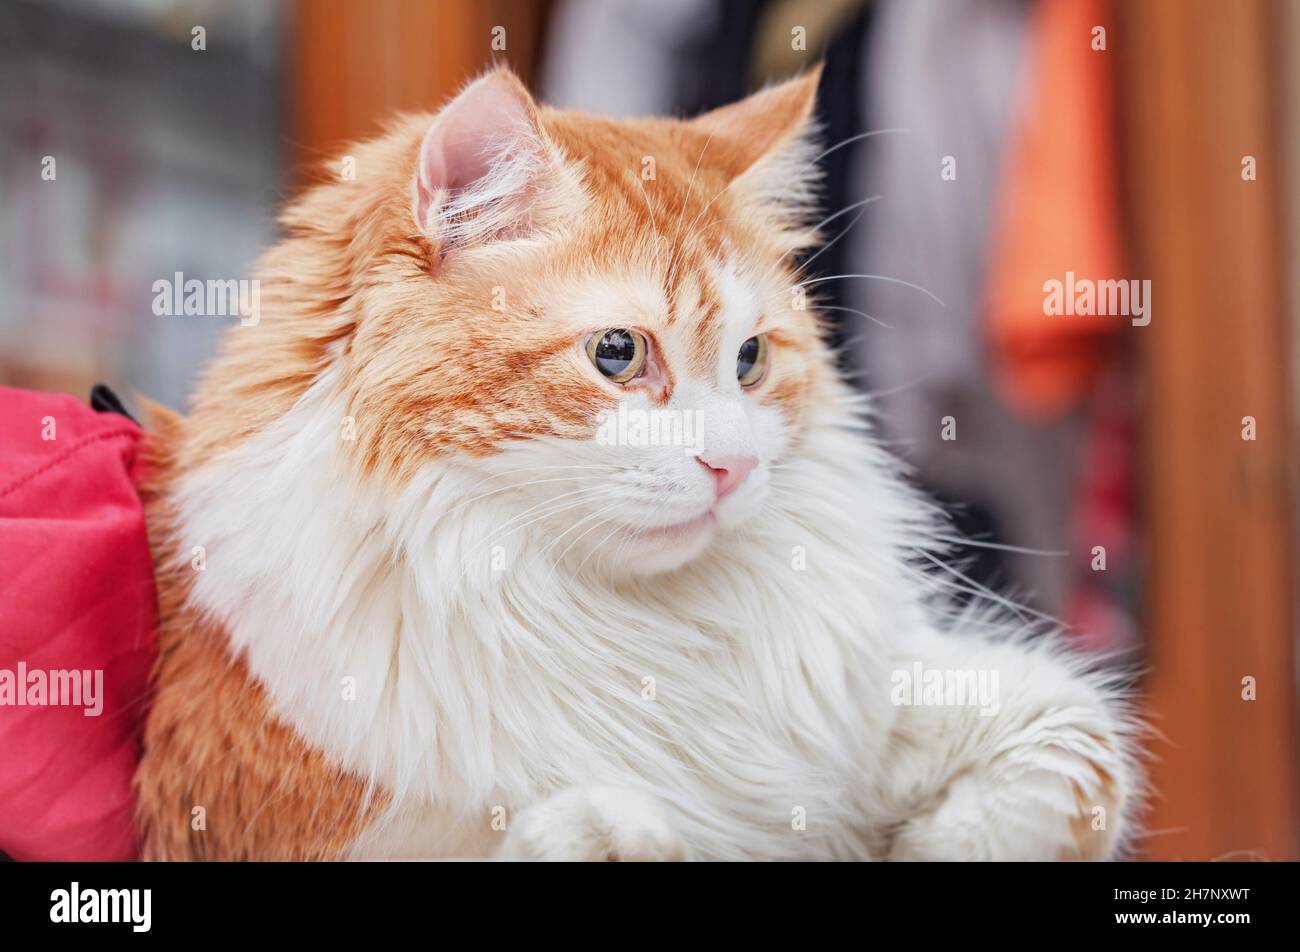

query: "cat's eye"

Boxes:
[586, 328, 647, 384]
[737, 334, 769, 387]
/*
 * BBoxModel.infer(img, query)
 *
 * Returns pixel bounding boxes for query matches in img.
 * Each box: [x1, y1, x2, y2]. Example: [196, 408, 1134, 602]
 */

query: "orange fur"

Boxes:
[135, 407, 382, 860]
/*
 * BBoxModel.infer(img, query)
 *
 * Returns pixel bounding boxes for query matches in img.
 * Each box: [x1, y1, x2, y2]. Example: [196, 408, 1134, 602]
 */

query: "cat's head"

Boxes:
[245, 67, 837, 578]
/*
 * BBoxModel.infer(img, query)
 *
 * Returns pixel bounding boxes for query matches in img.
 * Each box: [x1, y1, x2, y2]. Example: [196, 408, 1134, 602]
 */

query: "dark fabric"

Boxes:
[89, 383, 139, 425]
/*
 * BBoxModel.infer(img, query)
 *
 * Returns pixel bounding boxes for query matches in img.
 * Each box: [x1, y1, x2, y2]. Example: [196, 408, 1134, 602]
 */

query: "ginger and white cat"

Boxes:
[135, 67, 1137, 860]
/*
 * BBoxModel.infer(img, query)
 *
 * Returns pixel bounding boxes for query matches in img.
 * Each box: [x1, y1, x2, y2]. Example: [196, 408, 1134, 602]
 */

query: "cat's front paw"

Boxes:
[889, 720, 1132, 861]
[499, 787, 686, 861]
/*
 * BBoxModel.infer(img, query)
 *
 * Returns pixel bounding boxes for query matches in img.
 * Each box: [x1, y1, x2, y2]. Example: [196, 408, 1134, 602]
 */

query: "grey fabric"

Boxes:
[847, 0, 1083, 612]
[542, 0, 716, 117]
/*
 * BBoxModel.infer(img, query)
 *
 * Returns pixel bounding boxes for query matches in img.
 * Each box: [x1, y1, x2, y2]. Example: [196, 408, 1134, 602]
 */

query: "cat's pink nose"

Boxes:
[697, 454, 759, 500]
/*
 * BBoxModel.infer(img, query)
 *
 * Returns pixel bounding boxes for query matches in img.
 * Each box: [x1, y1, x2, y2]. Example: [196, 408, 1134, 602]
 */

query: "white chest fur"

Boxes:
[174, 375, 938, 859]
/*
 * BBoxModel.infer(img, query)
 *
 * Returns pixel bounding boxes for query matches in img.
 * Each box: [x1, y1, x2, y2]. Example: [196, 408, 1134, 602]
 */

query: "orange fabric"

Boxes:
[985, 0, 1124, 418]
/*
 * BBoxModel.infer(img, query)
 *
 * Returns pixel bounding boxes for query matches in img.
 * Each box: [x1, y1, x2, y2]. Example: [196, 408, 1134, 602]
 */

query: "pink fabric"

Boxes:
[0, 386, 156, 861]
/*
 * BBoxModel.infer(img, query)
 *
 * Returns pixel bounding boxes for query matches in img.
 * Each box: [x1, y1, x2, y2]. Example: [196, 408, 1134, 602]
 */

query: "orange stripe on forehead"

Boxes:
[662, 258, 686, 325]
[687, 276, 725, 378]
[661, 243, 717, 322]
[549, 118, 736, 327]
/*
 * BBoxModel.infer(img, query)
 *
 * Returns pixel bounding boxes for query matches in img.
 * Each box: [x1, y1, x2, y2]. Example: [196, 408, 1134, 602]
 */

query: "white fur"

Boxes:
[172, 265, 1138, 861]
[500, 787, 686, 861]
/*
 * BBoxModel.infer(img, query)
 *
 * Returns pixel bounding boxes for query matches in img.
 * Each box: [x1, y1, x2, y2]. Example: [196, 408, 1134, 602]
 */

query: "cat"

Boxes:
[134, 66, 1138, 860]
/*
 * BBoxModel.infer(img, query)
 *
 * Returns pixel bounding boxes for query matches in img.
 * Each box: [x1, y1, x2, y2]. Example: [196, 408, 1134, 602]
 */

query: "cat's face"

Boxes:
[337, 69, 832, 577]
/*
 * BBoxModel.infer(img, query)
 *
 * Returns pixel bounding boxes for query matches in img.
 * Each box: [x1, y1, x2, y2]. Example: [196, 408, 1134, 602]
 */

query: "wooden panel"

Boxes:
[1118, 0, 1298, 859]
[288, 0, 550, 176]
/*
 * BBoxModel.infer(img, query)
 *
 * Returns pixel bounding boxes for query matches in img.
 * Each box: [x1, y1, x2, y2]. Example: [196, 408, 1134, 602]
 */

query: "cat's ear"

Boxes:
[690, 67, 822, 176]
[690, 67, 823, 247]
[412, 68, 580, 253]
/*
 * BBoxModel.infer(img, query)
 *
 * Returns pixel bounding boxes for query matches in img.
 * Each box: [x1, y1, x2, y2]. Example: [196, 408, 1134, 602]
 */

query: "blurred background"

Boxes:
[0, 0, 1296, 860]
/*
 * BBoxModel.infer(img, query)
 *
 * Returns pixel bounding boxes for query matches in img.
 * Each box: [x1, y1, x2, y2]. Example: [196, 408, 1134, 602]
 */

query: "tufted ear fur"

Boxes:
[412, 68, 583, 254]
[689, 66, 824, 248]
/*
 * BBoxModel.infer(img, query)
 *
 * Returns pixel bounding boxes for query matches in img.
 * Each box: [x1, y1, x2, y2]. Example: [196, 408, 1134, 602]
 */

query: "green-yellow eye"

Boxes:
[737, 334, 769, 387]
[586, 328, 647, 384]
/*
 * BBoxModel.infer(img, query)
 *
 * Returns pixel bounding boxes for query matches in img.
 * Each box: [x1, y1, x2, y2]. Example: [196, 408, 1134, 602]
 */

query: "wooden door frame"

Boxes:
[288, 0, 551, 179]
[1117, 0, 1298, 860]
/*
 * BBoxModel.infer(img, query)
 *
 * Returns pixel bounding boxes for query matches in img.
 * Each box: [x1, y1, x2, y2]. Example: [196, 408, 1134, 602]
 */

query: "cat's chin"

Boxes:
[619, 536, 715, 576]
[599, 515, 718, 577]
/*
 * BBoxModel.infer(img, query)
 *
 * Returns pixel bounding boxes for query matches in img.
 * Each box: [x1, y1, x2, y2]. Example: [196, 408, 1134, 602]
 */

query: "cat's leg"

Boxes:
[878, 629, 1138, 861]
[498, 787, 687, 861]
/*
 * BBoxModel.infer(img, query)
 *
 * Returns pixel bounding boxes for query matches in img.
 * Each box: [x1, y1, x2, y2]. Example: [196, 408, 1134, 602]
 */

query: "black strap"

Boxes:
[89, 383, 139, 425]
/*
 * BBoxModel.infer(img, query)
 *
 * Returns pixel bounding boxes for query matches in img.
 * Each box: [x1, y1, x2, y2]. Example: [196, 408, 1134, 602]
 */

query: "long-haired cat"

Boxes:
[135, 67, 1137, 860]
